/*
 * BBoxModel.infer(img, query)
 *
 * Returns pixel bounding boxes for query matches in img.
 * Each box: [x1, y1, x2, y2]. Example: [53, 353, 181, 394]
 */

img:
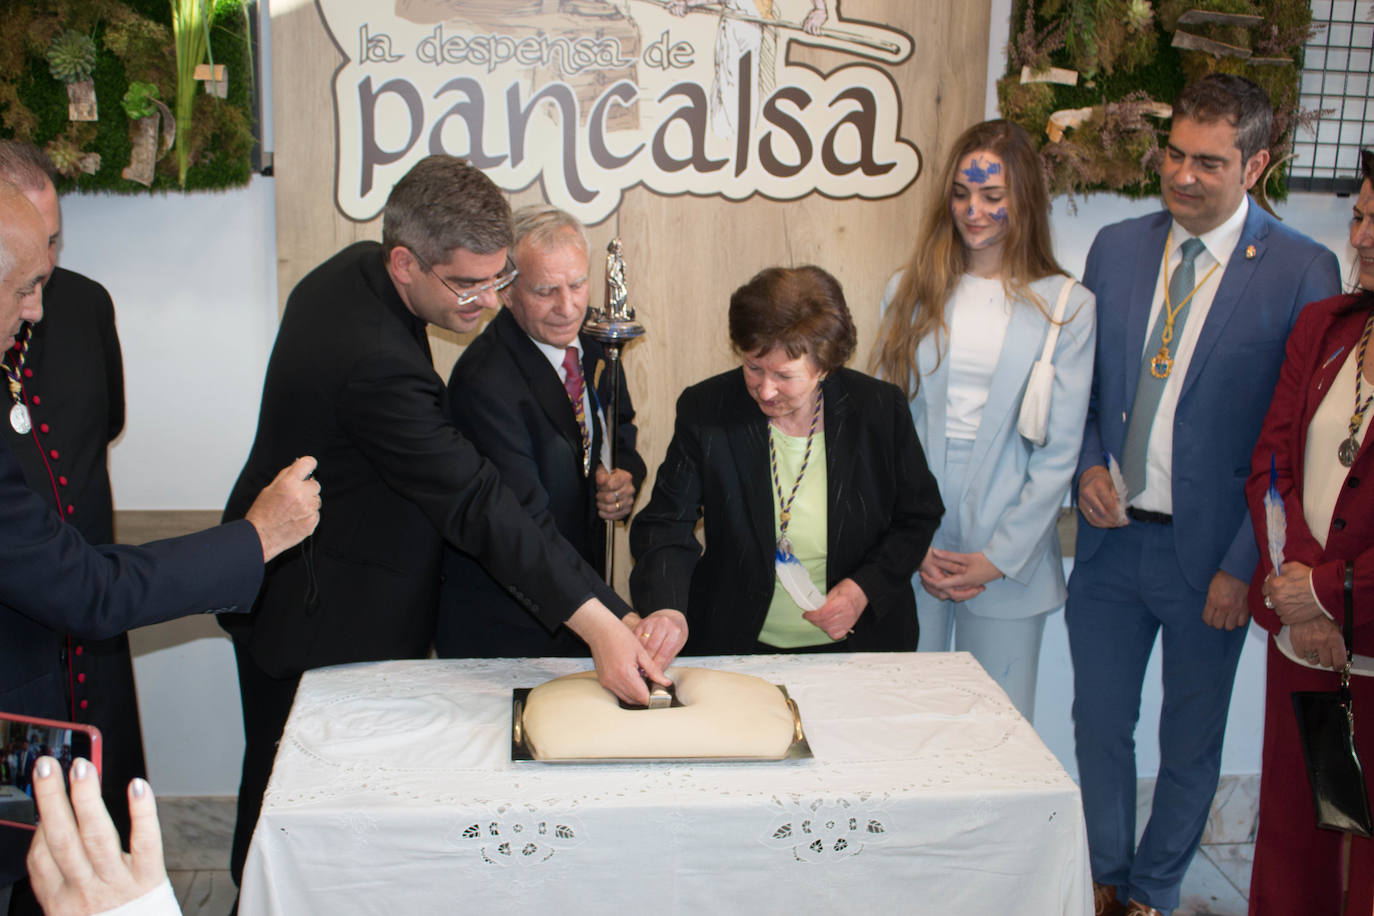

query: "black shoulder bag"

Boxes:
[1291, 561, 1373, 836]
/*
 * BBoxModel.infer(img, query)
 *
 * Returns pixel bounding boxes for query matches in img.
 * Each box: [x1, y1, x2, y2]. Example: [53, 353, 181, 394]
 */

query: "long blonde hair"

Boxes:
[871, 120, 1064, 399]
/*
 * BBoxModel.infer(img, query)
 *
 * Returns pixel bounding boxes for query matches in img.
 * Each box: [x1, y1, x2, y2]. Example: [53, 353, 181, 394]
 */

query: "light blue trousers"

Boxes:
[916, 598, 1047, 720]
[915, 437, 1049, 721]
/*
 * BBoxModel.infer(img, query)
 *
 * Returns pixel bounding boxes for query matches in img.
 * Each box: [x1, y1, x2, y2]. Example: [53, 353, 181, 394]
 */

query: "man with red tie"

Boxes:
[436, 207, 683, 658]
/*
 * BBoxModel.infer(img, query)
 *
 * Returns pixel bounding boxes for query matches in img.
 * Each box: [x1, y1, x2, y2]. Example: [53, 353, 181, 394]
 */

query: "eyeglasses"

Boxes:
[411, 251, 518, 307]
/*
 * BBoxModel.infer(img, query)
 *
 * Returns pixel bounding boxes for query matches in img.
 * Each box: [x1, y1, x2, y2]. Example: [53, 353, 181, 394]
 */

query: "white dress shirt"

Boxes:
[1132, 196, 1249, 514]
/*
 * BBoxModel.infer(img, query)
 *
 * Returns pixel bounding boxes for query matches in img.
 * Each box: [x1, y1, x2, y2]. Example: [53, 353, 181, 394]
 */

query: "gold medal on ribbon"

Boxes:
[1150, 348, 1173, 380]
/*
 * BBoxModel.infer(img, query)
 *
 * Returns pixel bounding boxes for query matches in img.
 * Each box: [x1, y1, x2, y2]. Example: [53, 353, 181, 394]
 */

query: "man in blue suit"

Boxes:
[0, 180, 321, 913]
[1069, 75, 1341, 916]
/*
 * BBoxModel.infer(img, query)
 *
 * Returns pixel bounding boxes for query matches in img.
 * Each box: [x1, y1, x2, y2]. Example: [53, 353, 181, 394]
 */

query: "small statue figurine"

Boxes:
[585, 238, 643, 342]
[605, 238, 633, 320]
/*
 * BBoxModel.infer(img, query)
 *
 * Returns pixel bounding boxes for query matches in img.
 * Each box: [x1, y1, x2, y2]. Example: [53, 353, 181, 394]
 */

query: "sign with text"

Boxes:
[317, 0, 920, 224]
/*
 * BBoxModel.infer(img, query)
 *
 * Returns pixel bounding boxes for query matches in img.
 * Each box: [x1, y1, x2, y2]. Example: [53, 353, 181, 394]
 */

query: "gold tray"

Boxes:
[510, 685, 814, 763]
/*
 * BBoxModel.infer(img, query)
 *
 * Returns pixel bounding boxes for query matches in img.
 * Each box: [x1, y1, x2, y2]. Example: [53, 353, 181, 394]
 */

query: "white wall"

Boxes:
[99, 1, 1360, 792]
[63, 180, 279, 508]
[67, 176, 278, 794]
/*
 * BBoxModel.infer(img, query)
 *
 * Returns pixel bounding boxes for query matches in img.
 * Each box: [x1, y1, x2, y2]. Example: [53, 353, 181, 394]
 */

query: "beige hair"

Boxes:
[511, 206, 589, 257]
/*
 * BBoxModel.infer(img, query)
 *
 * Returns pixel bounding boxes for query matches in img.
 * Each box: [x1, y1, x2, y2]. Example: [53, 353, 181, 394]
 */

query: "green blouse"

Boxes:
[758, 426, 833, 648]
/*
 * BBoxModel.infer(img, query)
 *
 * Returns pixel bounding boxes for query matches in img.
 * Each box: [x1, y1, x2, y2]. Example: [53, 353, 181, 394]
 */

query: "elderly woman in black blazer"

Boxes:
[630, 266, 943, 655]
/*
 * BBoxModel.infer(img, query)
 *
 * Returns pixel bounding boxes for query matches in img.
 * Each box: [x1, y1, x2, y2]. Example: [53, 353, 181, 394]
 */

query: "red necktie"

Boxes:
[562, 347, 590, 476]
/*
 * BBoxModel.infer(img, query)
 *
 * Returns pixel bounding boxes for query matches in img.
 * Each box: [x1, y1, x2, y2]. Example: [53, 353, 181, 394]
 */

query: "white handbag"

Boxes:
[1016, 276, 1076, 447]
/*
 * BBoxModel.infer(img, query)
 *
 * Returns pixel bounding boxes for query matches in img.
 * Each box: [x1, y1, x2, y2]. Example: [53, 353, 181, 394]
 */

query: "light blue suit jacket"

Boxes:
[1075, 197, 1341, 591]
[884, 272, 1097, 619]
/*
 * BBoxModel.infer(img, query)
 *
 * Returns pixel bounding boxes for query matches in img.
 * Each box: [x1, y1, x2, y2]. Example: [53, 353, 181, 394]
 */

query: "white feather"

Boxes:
[775, 554, 825, 611]
[1264, 487, 1286, 573]
[1106, 453, 1130, 526]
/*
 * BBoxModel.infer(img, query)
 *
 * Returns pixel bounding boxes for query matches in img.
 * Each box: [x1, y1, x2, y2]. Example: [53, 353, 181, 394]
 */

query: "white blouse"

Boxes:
[1276, 346, 1374, 675]
[1303, 346, 1371, 546]
[945, 273, 1011, 440]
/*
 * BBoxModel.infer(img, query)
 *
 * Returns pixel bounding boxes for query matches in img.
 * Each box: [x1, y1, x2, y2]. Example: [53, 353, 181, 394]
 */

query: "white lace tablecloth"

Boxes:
[239, 653, 1090, 915]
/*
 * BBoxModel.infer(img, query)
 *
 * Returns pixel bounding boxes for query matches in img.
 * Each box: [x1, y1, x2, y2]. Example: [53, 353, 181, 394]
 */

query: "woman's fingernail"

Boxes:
[36, 758, 52, 779]
[73, 759, 89, 780]
[131, 778, 149, 799]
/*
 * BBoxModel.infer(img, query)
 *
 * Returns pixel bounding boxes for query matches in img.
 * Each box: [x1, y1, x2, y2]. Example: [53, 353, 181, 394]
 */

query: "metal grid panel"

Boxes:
[1291, 0, 1374, 193]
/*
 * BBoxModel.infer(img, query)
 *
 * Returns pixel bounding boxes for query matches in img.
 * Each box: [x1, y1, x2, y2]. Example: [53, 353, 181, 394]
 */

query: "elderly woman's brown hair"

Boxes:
[727, 265, 857, 375]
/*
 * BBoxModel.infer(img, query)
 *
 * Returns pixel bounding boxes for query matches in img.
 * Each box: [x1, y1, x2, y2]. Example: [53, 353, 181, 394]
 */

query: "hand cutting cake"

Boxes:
[522, 666, 796, 760]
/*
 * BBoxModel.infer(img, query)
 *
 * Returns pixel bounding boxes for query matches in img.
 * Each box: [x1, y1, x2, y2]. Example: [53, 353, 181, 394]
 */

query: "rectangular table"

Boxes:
[240, 653, 1091, 915]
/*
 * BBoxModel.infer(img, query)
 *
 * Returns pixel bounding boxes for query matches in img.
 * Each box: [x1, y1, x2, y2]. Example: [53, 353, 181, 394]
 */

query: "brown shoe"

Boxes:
[1093, 882, 1125, 916]
[1124, 902, 1163, 916]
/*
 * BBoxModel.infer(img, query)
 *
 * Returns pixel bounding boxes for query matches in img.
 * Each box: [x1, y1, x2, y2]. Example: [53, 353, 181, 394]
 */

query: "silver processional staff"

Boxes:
[583, 238, 644, 585]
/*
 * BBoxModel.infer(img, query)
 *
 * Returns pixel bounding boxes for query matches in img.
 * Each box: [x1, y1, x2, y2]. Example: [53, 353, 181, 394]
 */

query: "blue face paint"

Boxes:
[967, 205, 976, 218]
[987, 162, 1002, 176]
[961, 157, 991, 184]
[992, 207, 1008, 223]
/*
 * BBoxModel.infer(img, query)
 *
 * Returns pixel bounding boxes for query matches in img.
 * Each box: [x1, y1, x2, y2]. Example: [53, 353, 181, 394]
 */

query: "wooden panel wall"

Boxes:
[271, 0, 992, 592]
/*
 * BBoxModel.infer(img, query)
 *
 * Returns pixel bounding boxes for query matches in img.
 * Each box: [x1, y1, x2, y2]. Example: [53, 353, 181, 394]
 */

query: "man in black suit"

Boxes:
[221, 157, 673, 887]
[437, 208, 684, 657]
[0, 180, 321, 912]
[0, 140, 146, 852]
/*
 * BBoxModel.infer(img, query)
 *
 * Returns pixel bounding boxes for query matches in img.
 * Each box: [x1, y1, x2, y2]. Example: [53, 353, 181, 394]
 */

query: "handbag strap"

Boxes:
[1037, 277, 1075, 365]
[1342, 561, 1355, 687]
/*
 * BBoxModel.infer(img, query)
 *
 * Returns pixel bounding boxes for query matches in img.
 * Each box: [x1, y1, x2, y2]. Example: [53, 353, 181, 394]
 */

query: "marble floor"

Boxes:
[1144, 773, 1258, 915]
[160, 797, 238, 916]
[158, 781, 1258, 916]
[1183, 842, 1255, 916]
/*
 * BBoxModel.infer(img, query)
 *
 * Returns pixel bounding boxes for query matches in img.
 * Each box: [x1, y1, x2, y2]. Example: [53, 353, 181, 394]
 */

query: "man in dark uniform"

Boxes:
[0, 180, 323, 914]
[437, 207, 684, 657]
[221, 156, 678, 888]
[0, 141, 143, 850]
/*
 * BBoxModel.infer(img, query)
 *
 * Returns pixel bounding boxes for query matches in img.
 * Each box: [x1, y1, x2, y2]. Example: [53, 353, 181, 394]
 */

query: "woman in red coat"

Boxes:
[1245, 149, 1374, 915]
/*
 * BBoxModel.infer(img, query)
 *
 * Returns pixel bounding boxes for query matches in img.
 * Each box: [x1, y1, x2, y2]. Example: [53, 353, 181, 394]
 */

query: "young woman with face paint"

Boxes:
[872, 119, 1097, 720]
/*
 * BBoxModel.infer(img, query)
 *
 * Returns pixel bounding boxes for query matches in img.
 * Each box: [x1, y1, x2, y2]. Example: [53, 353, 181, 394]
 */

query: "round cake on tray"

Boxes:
[522, 666, 796, 760]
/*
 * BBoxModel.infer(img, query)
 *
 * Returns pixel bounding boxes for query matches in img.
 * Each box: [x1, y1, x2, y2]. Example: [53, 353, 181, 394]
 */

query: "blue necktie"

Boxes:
[1121, 237, 1207, 499]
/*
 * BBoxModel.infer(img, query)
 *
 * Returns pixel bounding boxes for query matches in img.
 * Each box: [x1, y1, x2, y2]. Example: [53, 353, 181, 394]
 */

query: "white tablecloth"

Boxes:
[240, 653, 1091, 915]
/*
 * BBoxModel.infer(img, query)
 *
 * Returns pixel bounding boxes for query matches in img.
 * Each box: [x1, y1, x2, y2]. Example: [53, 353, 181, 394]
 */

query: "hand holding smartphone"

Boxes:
[0, 711, 102, 830]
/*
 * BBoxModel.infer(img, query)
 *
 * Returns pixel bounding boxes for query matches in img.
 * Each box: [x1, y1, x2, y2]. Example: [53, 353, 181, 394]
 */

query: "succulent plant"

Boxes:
[122, 81, 161, 120]
[1126, 0, 1155, 33]
[45, 135, 86, 176]
[46, 31, 98, 84]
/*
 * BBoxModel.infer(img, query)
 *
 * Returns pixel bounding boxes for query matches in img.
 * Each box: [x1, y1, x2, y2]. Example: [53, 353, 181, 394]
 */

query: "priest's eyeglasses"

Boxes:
[412, 251, 519, 307]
